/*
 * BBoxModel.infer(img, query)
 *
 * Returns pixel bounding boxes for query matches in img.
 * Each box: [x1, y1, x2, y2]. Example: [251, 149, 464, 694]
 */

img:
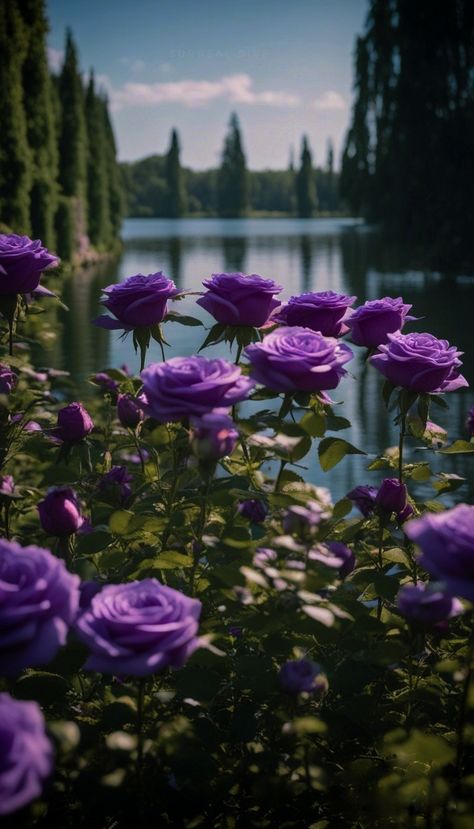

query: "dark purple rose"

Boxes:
[239, 499, 268, 523]
[347, 485, 378, 518]
[141, 356, 254, 423]
[253, 547, 278, 569]
[274, 291, 356, 337]
[375, 478, 407, 518]
[0, 475, 15, 497]
[278, 658, 328, 696]
[197, 272, 282, 327]
[346, 296, 413, 347]
[190, 410, 239, 460]
[405, 504, 474, 601]
[228, 626, 243, 638]
[98, 466, 133, 506]
[94, 272, 179, 331]
[0, 233, 58, 296]
[309, 541, 356, 579]
[397, 583, 462, 628]
[466, 406, 474, 438]
[370, 332, 468, 394]
[56, 402, 94, 443]
[117, 393, 145, 429]
[38, 487, 84, 537]
[75, 579, 201, 676]
[0, 364, 17, 395]
[92, 372, 120, 395]
[0, 694, 53, 815]
[0, 539, 80, 676]
[283, 500, 331, 536]
[245, 327, 353, 393]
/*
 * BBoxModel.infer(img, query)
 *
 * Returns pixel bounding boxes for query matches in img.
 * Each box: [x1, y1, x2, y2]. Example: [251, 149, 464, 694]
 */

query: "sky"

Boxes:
[46, 0, 367, 171]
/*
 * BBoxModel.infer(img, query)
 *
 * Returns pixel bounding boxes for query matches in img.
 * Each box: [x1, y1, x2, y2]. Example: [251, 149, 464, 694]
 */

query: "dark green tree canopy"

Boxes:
[296, 135, 317, 218]
[165, 128, 187, 218]
[217, 112, 248, 218]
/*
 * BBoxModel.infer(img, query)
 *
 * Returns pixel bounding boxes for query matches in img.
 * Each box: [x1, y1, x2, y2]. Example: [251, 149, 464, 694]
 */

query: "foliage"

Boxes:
[165, 128, 187, 218]
[217, 112, 249, 218]
[296, 135, 317, 218]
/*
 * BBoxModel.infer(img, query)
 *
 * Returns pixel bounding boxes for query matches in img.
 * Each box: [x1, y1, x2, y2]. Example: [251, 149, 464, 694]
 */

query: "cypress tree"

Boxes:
[85, 71, 110, 246]
[19, 0, 58, 247]
[296, 136, 316, 218]
[340, 36, 371, 216]
[165, 129, 187, 218]
[58, 30, 88, 214]
[100, 95, 123, 238]
[217, 113, 248, 218]
[0, 1, 32, 233]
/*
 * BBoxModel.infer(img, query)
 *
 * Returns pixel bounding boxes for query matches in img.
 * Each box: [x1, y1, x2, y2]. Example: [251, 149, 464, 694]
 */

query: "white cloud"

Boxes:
[311, 90, 346, 111]
[110, 73, 300, 111]
[119, 57, 146, 75]
[48, 47, 63, 72]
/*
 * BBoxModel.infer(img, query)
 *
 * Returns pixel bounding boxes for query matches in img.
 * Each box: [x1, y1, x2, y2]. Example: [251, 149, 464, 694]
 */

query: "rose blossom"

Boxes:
[141, 356, 254, 422]
[375, 478, 408, 518]
[197, 272, 282, 327]
[117, 393, 145, 428]
[38, 487, 84, 537]
[346, 296, 413, 347]
[0, 539, 80, 676]
[278, 658, 328, 696]
[0, 694, 53, 815]
[347, 484, 378, 517]
[396, 583, 462, 628]
[405, 504, 474, 601]
[245, 327, 353, 393]
[0, 364, 17, 395]
[56, 402, 94, 442]
[274, 291, 356, 337]
[75, 579, 201, 676]
[190, 410, 239, 460]
[239, 499, 268, 523]
[93, 272, 179, 331]
[370, 332, 468, 394]
[0, 233, 58, 296]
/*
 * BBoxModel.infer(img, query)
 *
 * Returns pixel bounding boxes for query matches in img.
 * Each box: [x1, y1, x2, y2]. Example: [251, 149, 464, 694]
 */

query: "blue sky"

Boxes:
[47, 0, 367, 170]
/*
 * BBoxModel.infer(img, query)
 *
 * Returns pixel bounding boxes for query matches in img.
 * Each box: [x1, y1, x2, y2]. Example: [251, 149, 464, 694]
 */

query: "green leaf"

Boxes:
[154, 551, 194, 569]
[318, 437, 366, 471]
[109, 510, 134, 535]
[438, 440, 474, 455]
[15, 671, 70, 705]
[165, 310, 203, 326]
[300, 411, 326, 437]
[198, 323, 227, 351]
[283, 716, 327, 736]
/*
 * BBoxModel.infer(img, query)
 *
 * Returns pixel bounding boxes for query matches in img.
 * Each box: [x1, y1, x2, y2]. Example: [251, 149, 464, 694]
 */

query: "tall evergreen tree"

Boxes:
[19, 0, 58, 247]
[217, 113, 248, 218]
[58, 30, 87, 211]
[340, 36, 371, 216]
[0, 1, 32, 233]
[100, 95, 123, 238]
[165, 129, 187, 218]
[296, 136, 316, 218]
[85, 72, 110, 246]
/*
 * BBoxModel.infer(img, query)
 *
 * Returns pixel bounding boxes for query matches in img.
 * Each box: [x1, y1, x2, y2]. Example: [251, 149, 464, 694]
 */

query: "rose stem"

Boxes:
[455, 622, 474, 779]
[398, 412, 406, 483]
[376, 518, 384, 621]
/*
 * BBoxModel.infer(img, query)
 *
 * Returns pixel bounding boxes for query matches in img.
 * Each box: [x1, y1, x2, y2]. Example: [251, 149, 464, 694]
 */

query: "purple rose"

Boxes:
[190, 410, 239, 460]
[0, 475, 15, 497]
[197, 272, 282, 327]
[0, 539, 79, 676]
[347, 485, 378, 518]
[274, 291, 356, 337]
[38, 487, 84, 537]
[0, 364, 17, 395]
[405, 504, 474, 601]
[370, 332, 468, 394]
[0, 694, 53, 815]
[0, 233, 59, 296]
[141, 356, 254, 422]
[94, 272, 179, 331]
[245, 327, 353, 393]
[309, 541, 356, 579]
[278, 658, 328, 696]
[283, 500, 331, 536]
[75, 579, 201, 676]
[466, 406, 474, 438]
[56, 402, 94, 443]
[397, 503, 414, 524]
[98, 466, 133, 506]
[92, 372, 120, 395]
[346, 296, 413, 347]
[239, 499, 268, 523]
[117, 393, 145, 429]
[375, 478, 407, 518]
[397, 582, 462, 628]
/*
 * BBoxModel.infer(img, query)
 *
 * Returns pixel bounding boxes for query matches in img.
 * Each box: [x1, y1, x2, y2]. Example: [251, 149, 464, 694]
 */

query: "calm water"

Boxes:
[39, 217, 474, 503]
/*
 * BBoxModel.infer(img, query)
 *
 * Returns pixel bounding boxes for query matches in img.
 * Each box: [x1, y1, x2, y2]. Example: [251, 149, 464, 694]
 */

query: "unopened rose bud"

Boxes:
[375, 478, 407, 518]
[117, 393, 144, 429]
[56, 402, 94, 443]
[38, 487, 84, 537]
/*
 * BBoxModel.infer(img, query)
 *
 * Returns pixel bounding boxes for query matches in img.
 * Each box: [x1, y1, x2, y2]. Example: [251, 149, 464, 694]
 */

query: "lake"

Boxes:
[43, 217, 474, 504]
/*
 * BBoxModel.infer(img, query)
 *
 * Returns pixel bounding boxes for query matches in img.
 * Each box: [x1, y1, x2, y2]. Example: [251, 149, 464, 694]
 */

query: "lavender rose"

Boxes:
[56, 402, 94, 442]
[405, 504, 474, 601]
[0, 539, 80, 676]
[346, 296, 413, 347]
[141, 356, 254, 422]
[274, 290, 356, 337]
[0, 364, 17, 395]
[75, 579, 201, 676]
[190, 410, 239, 460]
[0, 233, 58, 296]
[347, 484, 378, 518]
[197, 272, 282, 327]
[38, 487, 84, 537]
[278, 658, 328, 696]
[370, 332, 468, 394]
[396, 583, 462, 628]
[245, 327, 353, 393]
[94, 272, 179, 331]
[0, 694, 53, 815]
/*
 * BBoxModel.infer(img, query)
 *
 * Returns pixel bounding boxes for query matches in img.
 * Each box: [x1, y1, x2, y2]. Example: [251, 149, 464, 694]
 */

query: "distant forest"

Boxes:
[120, 115, 342, 219]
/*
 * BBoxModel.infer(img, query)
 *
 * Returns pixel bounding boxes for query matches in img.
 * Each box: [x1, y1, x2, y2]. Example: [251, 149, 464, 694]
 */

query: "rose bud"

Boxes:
[0, 364, 17, 395]
[92, 372, 120, 395]
[38, 487, 84, 537]
[117, 393, 144, 429]
[396, 582, 463, 628]
[190, 410, 239, 461]
[347, 484, 378, 517]
[56, 402, 94, 443]
[278, 658, 328, 697]
[397, 502, 414, 524]
[375, 478, 407, 518]
[98, 466, 133, 506]
[238, 499, 268, 523]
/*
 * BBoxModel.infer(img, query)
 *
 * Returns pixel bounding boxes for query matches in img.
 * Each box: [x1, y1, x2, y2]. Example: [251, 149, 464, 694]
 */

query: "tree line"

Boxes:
[340, 0, 474, 269]
[121, 114, 342, 219]
[0, 0, 123, 261]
